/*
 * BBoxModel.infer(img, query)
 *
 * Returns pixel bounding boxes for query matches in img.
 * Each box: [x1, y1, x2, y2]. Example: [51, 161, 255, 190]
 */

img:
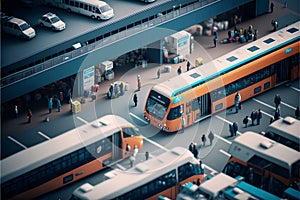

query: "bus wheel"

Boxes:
[97, 16, 101, 21]
[91, 15, 95, 20]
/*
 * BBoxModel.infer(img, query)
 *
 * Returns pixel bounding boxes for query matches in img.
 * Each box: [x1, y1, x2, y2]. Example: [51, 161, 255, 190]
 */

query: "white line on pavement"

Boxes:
[76, 116, 89, 124]
[281, 101, 296, 110]
[8, 136, 27, 149]
[252, 98, 275, 110]
[143, 136, 168, 151]
[219, 149, 231, 157]
[202, 163, 218, 174]
[129, 112, 149, 125]
[116, 164, 127, 171]
[214, 115, 242, 135]
[260, 110, 273, 118]
[290, 86, 300, 93]
[37, 131, 51, 140]
[214, 133, 232, 145]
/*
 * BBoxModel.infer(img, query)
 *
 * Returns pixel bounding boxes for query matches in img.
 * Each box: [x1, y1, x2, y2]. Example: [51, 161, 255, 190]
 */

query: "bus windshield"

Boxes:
[123, 127, 140, 137]
[146, 90, 170, 120]
[100, 5, 112, 13]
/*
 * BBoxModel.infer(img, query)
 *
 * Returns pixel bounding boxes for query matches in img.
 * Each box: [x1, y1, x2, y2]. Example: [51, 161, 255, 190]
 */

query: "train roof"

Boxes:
[153, 21, 300, 98]
[72, 147, 198, 199]
[228, 131, 300, 170]
[1, 115, 135, 183]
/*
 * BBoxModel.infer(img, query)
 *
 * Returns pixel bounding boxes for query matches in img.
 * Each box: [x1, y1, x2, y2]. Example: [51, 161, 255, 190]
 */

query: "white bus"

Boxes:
[263, 116, 300, 151]
[223, 131, 300, 197]
[71, 147, 205, 200]
[43, 0, 114, 20]
[1, 115, 143, 199]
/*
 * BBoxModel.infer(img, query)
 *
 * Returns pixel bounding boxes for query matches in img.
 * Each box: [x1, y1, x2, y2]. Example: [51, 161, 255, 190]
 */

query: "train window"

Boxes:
[254, 86, 261, 94]
[215, 103, 223, 111]
[264, 82, 270, 89]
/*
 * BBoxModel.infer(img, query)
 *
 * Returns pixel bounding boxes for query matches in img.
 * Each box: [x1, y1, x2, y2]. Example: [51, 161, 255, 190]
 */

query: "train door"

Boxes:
[112, 131, 122, 160]
[192, 93, 211, 122]
[275, 59, 291, 84]
[186, 99, 192, 126]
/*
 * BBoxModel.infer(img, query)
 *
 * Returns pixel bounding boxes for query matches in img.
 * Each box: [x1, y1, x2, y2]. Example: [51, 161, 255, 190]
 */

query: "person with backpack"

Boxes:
[243, 116, 249, 127]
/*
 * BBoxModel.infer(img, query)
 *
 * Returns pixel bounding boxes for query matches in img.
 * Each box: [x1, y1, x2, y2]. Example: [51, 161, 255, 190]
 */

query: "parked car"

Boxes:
[1, 13, 36, 40]
[38, 12, 66, 31]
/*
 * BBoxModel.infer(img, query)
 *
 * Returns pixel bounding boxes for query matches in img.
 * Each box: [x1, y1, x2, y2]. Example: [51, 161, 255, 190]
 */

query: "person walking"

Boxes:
[133, 145, 139, 157]
[232, 122, 238, 136]
[48, 98, 53, 113]
[213, 37, 218, 47]
[229, 124, 234, 136]
[243, 116, 249, 127]
[157, 68, 161, 79]
[27, 108, 32, 123]
[186, 61, 190, 71]
[192, 143, 198, 159]
[295, 106, 300, 119]
[14, 105, 18, 118]
[274, 94, 281, 110]
[234, 92, 241, 113]
[201, 134, 207, 146]
[208, 131, 214, 145]
[145, 151, 149, 160]
[129, 154, 135, 168]
[133, 93, 138, 107]
[274, 109, 280, 121]
[177, 66, 182, 75]
[250, 110, 257, 126]
[181, 114, 186, 133]
[270, 2, 274, 13]
[137, 75, 141, 91]
[57, 99, 61, 112]
[125, 144, 131, 155]
[189, 142, 195, 153]
[256, 109, 262, 125]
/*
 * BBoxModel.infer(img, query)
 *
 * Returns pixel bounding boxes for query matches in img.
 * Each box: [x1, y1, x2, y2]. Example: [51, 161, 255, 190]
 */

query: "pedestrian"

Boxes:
[125, 144, 131, 155]
[133, 145, 138, 157]
[186, 61, 190, 71]
[48, 98, 53, 113]
[181, 114, 185, 133]
[232, 122, 238, 136]
[295, 106, 300, 119]
[274, 94, 281, 110]
[145, 151, 149, 160]
[177, 66, 182, 75]
[229, 124, 234, 136]
[234, 92, 241, 113]
[120, 82, 125, 95]
[243, 116, 249, 127]
[256, 109, 262, 125]
[157, 68, 161, 79]
[213, 37, 217, 47]
[27, 108, 32, 123]
[250, 110, 257, 125]
[137, 75, 141, 91]
[270, 2, 274, 13]
[192, 143, 198, 159]
[189, 142, 195, 153]
[129, 154, 135, 168]
[253, 29, 258, 41]
[274, 109, 280, 120]
[272, 20, 278, 31]
[208, 131, 214, 145]
[14, 105, 18, 118]
[133, 93, 138, 107]
[114, 83, 120, 97]
[201, 134, 207, 146]
[57, 99, 61, 112]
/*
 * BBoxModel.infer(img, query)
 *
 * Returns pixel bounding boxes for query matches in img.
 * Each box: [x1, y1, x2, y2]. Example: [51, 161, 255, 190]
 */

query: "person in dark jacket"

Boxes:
[243, 116, 249, 127]
[250, 110, 257, 126]
[256, 109, 262, 125]
[133, 93, 138, 107]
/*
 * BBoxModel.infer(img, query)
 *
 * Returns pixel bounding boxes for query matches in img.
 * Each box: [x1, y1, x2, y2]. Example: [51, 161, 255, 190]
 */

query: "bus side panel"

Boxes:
[145, 186, 177, 200]
[12, 153, 112, 200]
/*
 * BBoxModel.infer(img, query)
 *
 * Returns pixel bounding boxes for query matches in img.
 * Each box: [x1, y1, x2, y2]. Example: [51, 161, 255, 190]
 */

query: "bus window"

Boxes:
[167, 105, 181, 120]
[122, 127, 140, 137]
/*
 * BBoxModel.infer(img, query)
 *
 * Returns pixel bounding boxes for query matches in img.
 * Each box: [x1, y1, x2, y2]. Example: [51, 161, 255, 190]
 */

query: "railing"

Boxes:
[1, 0, 218, 88]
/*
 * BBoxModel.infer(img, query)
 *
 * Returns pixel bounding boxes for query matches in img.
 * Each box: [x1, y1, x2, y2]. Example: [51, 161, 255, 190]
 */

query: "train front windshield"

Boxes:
[145, 90, 170, 120]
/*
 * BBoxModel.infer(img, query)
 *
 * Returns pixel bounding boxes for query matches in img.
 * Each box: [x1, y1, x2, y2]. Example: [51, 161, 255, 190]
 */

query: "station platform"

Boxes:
[1, 0, 299, 140]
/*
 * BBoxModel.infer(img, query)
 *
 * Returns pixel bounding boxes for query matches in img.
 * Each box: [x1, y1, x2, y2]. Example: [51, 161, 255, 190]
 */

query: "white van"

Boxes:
[43, 0, 114, 20]
[1, 14, 36, 40]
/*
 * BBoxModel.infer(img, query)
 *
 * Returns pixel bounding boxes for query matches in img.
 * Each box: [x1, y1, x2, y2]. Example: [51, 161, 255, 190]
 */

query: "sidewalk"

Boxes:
[1, 0, 299, 138]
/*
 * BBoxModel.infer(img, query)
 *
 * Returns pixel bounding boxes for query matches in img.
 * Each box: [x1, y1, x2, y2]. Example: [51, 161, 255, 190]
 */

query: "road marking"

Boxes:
[219, 149, 231, 157]
[143, 136, 168, 151]
[281, 101, 296, 110]
[129, 112, 149, 125]
[252, 98, 275, 110]
[290, 86, 300, 92]
[116, 164, 127, 171]
[260, 110, 273, 118]
[8, 136, 27, 149]
[76, 116, 89, 124]
[37, 131, 51, 140]
[202, 163, 218, 174]
[214, 133, 232, 145]
[214, 115, 242, 135]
